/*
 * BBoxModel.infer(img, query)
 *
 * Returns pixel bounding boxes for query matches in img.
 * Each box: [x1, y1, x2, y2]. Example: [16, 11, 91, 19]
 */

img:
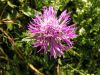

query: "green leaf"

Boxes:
[79, 27, 86, 35]
[58, 58, 62, 65]
[5, 71, 11, 75]
[7, 23, 13, 30]
[7, 1, 16, 8]
[21, 6, 34, 17]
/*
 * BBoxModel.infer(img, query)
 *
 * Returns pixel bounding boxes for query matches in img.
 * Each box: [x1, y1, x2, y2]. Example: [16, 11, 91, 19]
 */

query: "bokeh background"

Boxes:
[0, 0, 100, 75]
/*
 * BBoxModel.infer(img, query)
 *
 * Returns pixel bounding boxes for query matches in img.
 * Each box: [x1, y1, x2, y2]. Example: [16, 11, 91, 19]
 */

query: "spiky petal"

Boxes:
[28, 6, 77, 59]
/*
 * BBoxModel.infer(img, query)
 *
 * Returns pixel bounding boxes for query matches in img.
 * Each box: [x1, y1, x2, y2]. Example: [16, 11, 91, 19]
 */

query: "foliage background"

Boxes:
[0, 0, 100, 75]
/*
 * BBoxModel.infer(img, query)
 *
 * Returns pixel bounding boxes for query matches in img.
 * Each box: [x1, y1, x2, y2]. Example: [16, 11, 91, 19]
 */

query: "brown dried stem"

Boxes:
[0, 28, 44, 75]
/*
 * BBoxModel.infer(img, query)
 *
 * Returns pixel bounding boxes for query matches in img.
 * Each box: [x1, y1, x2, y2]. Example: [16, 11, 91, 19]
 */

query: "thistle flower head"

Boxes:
[28, 6, 77, 59]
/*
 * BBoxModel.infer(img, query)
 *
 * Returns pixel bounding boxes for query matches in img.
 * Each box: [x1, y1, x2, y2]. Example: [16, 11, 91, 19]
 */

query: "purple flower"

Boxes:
[28, 6, 77, 59]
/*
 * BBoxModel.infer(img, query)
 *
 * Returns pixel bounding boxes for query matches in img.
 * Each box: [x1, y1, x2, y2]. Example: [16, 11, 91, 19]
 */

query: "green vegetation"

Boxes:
[0, 0, 100, 75]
